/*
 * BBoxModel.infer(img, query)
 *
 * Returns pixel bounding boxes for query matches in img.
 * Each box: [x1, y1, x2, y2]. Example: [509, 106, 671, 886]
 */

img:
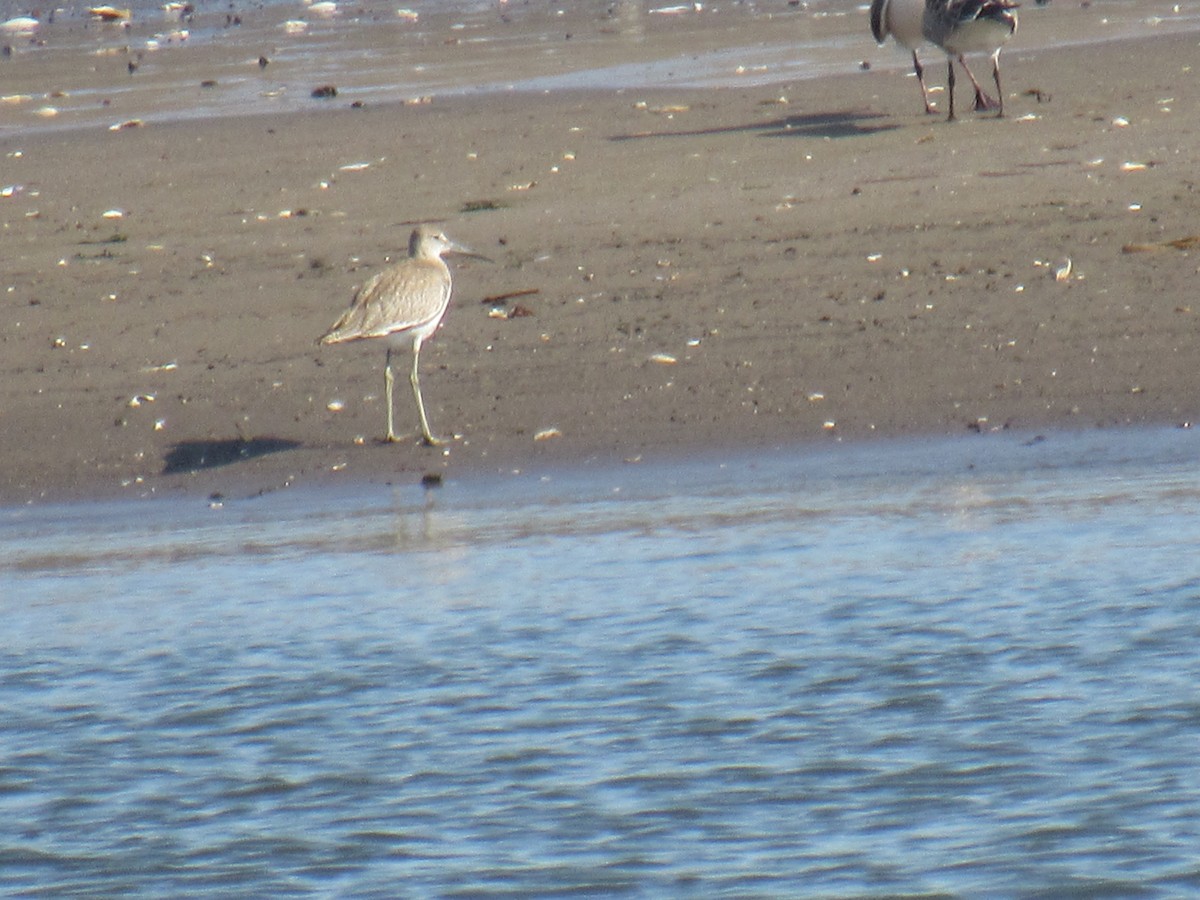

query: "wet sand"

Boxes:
[2, 11, 1199, 504]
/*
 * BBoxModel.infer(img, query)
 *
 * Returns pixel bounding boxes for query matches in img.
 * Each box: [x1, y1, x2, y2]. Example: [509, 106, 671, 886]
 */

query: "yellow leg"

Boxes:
[410, 343, 444, 446]
[383, 350, 399, 442]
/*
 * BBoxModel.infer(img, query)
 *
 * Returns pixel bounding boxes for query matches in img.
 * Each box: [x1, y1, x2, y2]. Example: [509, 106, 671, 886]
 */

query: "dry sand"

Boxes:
[2, 21, 1199, 504]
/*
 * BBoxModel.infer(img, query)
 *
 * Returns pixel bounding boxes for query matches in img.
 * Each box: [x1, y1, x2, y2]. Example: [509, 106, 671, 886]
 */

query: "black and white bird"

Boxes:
[869, 0, 937, 114]
[870, 0, 1020, 121]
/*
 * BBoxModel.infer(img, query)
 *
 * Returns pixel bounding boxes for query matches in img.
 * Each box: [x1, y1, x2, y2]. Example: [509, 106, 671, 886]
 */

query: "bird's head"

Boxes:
[409, 224, 492, 263]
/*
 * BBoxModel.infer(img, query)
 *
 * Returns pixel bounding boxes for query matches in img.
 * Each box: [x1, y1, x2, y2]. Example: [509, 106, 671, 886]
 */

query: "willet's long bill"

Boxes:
[319, 225, 487, 446]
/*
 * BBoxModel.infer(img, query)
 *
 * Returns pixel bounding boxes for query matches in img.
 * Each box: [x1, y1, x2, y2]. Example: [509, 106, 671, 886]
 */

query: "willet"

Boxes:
[319, 225, 486, 446]
[926, 0, 1019, 121]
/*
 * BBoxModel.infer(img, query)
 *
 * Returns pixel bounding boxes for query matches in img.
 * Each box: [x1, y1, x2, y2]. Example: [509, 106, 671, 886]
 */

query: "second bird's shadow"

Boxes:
[162, 437, 302, 475]
[610, 108, 896, 143]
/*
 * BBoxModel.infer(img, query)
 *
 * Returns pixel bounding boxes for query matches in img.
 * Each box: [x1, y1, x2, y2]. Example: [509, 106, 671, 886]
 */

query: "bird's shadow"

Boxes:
[162, 437, 302, 475]
[609, 108, 897, 143]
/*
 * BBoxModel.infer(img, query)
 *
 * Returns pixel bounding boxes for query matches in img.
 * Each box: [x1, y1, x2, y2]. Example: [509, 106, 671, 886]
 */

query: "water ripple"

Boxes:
[3, 432, 1200, 894]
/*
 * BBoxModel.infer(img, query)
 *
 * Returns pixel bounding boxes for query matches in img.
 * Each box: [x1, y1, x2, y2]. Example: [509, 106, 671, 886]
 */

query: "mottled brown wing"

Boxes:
[320, 259, 450, 344]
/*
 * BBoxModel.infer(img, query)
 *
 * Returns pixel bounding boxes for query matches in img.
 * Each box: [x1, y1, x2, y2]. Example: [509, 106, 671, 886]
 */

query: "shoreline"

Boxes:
[2, 25, 1199, 506]
[2, 0, 1195, 139]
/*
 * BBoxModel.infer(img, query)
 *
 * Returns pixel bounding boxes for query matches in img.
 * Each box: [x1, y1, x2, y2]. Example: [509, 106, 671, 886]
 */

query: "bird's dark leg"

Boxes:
[958, 54, 1000, 112]
[947, 58, 956, 121]
[991, 49, 1004, 117]
[912, 51, 935, 115]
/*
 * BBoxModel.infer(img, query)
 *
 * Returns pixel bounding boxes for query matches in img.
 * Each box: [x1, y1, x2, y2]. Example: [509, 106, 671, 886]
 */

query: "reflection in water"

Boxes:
[615, 0, 645, 42]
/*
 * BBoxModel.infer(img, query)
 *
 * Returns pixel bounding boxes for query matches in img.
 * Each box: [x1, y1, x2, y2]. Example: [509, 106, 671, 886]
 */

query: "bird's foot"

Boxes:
[422, 430, 464, 447]
[382, 427, 427, 444]
[973, 90, 1000, 112]
[379, 430, 455, 446]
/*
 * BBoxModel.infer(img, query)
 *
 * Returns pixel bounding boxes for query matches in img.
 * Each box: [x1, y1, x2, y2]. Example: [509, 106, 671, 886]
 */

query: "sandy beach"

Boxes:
[2, 2, 1199, 505]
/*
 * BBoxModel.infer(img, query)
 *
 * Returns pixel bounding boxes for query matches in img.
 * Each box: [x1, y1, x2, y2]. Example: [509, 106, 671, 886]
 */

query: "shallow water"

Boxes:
[3, 428, 1200, 894]
[3, 0, 1198, 136]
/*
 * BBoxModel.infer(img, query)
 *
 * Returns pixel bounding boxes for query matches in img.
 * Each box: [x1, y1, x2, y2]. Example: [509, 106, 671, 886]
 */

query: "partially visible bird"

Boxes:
[870, 0, 936, 115]
[869, 0, 1020, 121]
[926, 0, 1020, 121]
[319, 225, 487, 446]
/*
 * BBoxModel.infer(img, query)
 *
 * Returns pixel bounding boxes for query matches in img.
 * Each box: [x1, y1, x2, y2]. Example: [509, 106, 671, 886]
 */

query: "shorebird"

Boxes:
[319, 225, 486, 446]
[870, 0, 1019, 121]
[869, 0, 936, 114]
[927, 0, 1020, 120]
